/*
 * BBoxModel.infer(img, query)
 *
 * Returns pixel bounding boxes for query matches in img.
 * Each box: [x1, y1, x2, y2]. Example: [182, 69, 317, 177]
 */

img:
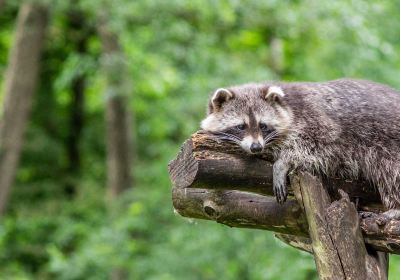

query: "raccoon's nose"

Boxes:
[250, 143, 263, 153]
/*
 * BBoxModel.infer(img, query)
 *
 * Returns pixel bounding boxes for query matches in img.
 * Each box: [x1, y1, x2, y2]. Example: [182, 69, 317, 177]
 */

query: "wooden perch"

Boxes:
[292, 173, 349, 279]
[172, 188, 308, 236]
[169, 131, 382, 211]
[169, 132, 400, 256]
[172, 187, 400, 255]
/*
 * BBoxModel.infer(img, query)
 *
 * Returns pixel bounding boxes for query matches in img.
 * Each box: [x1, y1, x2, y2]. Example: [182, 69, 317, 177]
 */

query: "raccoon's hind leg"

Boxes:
[377, 184, 400, 220]
[382, 209, 400, 219]
[273, 158, 290, 204]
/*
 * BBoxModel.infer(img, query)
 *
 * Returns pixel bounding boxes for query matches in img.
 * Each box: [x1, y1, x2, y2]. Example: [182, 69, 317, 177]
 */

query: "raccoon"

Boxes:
[200, 79, 400, 218]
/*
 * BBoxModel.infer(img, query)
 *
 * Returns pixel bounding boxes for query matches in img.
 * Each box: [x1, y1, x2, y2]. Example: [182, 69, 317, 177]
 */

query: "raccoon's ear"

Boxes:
[209, 88, 234, 113]
[264, 86, 285, 104]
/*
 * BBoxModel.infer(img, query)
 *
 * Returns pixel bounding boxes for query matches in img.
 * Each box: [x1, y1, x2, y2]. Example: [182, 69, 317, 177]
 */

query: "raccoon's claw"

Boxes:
[273, 181, 288, 205]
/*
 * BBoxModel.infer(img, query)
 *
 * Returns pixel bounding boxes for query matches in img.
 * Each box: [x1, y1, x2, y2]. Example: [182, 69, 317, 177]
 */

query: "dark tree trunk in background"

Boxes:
[98, 16, 133, 201]
[64, 8, 89, 197]
[0, 3, 48, 215]
[0, 0, 5, 11]
[98, 14, 134, 280]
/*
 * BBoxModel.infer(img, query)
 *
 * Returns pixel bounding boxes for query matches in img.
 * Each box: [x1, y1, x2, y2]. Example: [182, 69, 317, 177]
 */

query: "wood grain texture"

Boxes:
[293, 174, 388, 279]
[290, 173, 347, 279]
[324, 190, 369, 279]
[169, 131, 382, 211]
[169, 132, 400, 257]
[172, 188, 308, 236]
[172, 186, 400, 255]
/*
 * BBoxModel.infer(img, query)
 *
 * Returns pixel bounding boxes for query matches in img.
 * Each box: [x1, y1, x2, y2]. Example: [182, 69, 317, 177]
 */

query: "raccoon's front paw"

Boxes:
[273, 159, 289, 204]
[273, 176, 288, 205]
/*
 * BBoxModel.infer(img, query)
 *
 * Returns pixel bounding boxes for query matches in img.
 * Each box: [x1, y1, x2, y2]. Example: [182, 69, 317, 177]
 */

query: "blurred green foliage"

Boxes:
[1, 0, 400, 279]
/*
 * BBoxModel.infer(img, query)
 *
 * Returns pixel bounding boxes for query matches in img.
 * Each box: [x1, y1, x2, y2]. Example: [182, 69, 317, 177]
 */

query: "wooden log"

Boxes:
[170, 132, 394, 278]
[275, 233, 389, 279]
[172, 187, 308, 236]
[169, 131, 382, 211]
[293, 173, 388, 279]
[333, 196, 388, 279]
[172, 187, 400, 255]
[325, 190, 371, 279]
[291, 173, 349, 279]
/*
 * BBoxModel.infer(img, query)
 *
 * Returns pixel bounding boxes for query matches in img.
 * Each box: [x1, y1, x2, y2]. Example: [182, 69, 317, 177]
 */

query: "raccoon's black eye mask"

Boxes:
[259, 123, 268, 130]
[221, 122, 275, 138]
[222, 125, 247, 138]
[209, 121, 277, 146]
[260, 123, 275, 136]
[235, 124, 246, 130]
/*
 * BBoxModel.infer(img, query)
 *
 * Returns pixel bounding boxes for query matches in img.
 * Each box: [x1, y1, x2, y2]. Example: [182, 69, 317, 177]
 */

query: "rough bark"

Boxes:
[173, 187, 308, 235]
[291, 173, 346, 279]
[98, 16, 133, 200]
[275, 232, 389, 278]
[0, 3, 48, 215]
[169, 131, 382, 211]
[169, 132, 400, 258]
[172, 187, 400, 255]
[292, 173, 389, 279]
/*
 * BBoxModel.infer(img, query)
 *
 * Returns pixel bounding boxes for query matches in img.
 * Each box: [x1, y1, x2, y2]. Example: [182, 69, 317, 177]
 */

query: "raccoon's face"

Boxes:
[201, 84, 292, 154]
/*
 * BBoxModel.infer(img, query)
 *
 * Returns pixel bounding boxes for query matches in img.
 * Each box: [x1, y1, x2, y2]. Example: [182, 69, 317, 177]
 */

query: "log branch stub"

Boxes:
[360, 212, 400, 253]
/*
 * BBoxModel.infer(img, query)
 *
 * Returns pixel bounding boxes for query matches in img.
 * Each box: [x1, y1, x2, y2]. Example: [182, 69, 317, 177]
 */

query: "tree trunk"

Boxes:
[292, 173, 388, 279]
[0, 3, 48, 215]
[97, 16, 133, 200]
[64, 8, 89, 197]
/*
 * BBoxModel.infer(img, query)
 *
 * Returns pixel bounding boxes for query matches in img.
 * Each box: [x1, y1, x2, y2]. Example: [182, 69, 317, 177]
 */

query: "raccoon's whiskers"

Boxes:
[264, 131, 279, 141]
[264, 131, 281, 145]
[211, 131, 241, 145]
[213, 131, 241, 140]
[264, 137, 280, 144]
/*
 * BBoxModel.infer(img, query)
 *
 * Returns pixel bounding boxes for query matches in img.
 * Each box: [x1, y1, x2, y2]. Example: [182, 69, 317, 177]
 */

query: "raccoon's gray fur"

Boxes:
[201, 79, 400, 217]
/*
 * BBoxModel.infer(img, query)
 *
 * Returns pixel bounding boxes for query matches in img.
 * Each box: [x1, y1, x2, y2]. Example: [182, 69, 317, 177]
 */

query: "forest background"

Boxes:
[0, 0, 400, 279]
